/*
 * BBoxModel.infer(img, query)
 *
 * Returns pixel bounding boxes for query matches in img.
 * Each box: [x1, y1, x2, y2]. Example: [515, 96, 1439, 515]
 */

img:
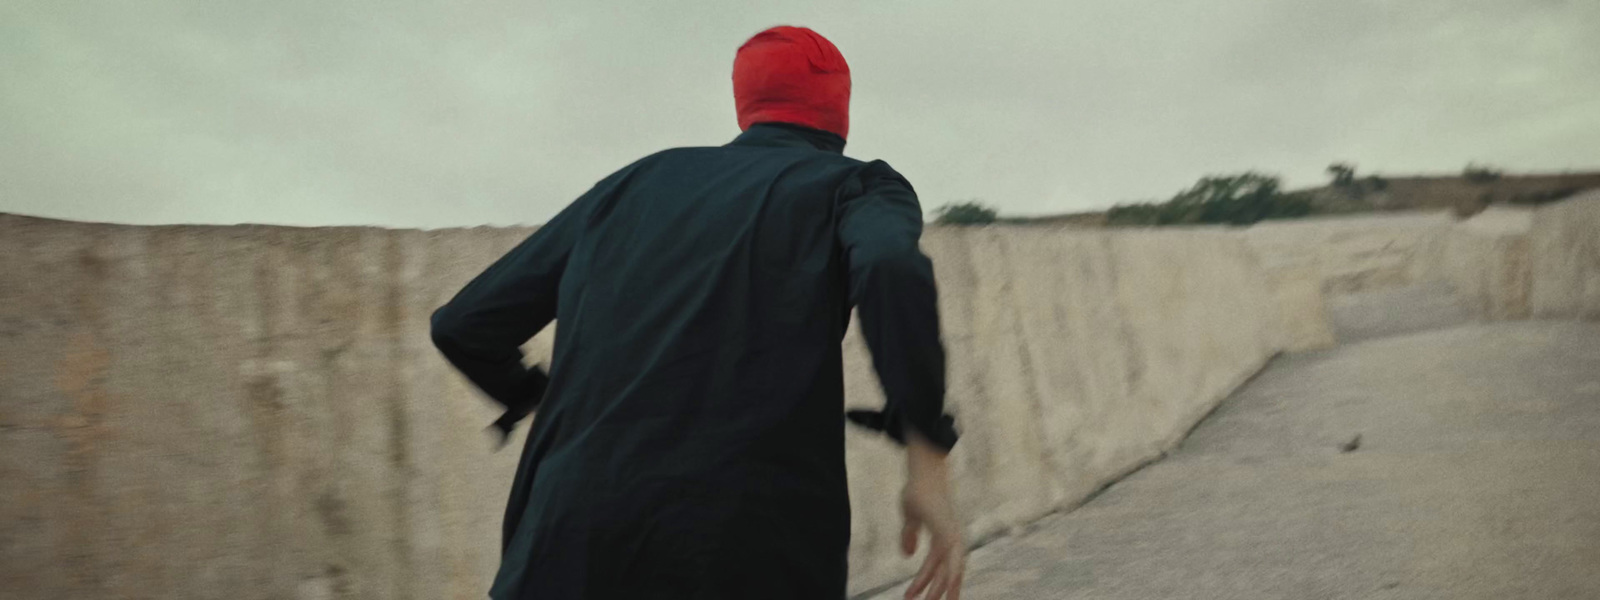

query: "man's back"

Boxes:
[430, 25, 964, 600]
[432, 123, 949, 598]
[515, 125, 869, 595]
[545, 124, 867, 444]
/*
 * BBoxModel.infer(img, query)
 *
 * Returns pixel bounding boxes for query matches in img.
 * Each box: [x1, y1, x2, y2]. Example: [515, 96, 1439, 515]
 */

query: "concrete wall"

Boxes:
[1384, 198, 1600, 323]
[0, 216, 542, 600]
[1529, 191, 1600, 319]
[1243, 211, 1453, 296]
[1241, 193, 1600, 347]
[0, 214, 1286, 599]
[1243, 212, 1453, 349]
[1419, 207, 1535, 320]
[845, 227, 1283, 592]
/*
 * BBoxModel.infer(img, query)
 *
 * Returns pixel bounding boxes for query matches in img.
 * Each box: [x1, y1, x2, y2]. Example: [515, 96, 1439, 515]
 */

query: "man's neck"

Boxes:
[739, 122, 847, 154]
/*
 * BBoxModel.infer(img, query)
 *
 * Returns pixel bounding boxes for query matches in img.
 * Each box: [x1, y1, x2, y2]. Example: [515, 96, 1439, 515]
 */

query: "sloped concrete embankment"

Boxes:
[0, 215, 1287, 599]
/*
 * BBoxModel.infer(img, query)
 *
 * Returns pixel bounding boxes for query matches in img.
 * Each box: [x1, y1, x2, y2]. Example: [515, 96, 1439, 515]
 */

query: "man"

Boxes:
[430, 25, 964, 600]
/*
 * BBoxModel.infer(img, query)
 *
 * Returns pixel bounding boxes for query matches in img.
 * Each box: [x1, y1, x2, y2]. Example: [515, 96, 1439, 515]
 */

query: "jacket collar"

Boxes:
[727, 122, 846, 154]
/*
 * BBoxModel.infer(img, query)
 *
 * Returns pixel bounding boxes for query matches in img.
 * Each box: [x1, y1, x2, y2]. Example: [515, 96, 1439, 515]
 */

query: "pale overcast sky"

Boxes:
[3, 0, 1598, 228]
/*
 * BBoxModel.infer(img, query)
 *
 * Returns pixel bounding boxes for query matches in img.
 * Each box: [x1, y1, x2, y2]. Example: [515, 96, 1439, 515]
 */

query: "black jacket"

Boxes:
[431, 123, 957, 599]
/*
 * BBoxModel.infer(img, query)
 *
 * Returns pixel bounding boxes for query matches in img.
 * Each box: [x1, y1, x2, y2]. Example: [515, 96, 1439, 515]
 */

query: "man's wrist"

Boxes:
[906, 429, 951, 483]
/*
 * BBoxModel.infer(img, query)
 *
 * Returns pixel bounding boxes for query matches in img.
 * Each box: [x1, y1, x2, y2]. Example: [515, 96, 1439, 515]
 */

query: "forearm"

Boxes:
[906, 428, 952, 487]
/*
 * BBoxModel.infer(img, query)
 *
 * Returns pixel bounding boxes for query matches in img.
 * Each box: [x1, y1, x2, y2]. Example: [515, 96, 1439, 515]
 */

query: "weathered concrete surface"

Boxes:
[0, 217, 544, 600]
[846, 227, 1283, 592]
[1530, 190, 1600, 319]
[0, 214, 1286, 598]
[1243, 211, 1452, 296]
[16, 192, 1590, 598]
[1415, 194, 1600, 323]
[1243, 212, 1452, 350]
[869, 321, 1600, 599]
[1246, 194, 1600, 344]
[1418, 206, 1535, 321]
[1324, 282, 1474, 343]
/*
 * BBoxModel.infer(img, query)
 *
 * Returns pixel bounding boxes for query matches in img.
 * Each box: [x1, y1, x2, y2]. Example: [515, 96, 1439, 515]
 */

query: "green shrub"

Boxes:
[1463, 163, 1504, 183]
[933, 201, 999, 225]
[1107, 173, 1313, 227]
[1327, 163, 1357, 187]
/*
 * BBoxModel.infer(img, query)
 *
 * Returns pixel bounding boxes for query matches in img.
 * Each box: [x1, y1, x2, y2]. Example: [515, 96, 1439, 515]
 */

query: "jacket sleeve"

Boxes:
[430, 192, 592, 434]
[837, 160, 959, 451]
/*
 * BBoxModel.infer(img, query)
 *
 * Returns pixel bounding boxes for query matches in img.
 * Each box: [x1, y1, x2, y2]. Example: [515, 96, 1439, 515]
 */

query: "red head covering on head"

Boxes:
[733, 26, 851, 139]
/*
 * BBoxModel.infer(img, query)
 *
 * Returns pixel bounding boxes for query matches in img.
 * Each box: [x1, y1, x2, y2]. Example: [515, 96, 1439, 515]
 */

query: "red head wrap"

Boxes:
[733, 26, 851, 139]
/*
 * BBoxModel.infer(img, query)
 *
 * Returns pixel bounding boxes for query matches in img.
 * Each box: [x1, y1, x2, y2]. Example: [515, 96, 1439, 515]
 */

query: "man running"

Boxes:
[431, 25, 964, 600]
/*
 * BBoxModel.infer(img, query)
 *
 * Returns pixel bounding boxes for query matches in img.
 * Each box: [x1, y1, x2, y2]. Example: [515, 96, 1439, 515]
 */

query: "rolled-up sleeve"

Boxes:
[837, 160, 958, 451]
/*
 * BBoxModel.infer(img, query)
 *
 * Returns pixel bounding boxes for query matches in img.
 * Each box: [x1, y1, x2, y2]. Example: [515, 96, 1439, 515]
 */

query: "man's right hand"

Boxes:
[901, 433, 965, 600]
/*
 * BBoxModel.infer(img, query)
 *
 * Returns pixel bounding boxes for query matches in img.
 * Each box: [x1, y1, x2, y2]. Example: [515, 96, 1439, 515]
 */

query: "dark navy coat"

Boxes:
[431, 123, 957, 599]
